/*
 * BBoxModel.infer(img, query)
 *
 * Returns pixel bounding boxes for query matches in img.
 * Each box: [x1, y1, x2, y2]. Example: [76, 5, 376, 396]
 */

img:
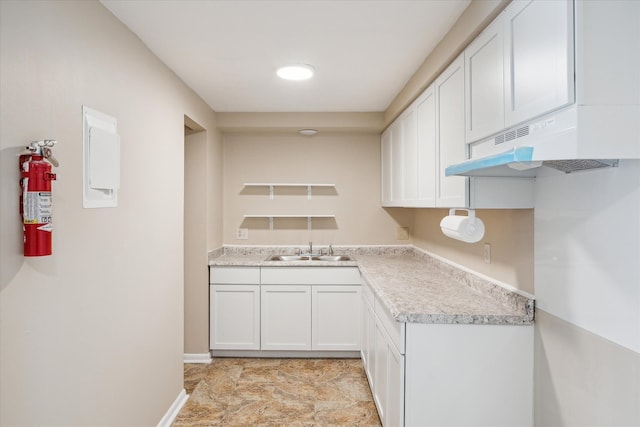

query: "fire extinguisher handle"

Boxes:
[42, 147, 59, 167]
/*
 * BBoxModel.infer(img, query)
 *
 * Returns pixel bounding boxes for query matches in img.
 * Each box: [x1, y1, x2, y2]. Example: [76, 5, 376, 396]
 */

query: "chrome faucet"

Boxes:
[308, 241, 313, 255]
[328, 244, 333, 256]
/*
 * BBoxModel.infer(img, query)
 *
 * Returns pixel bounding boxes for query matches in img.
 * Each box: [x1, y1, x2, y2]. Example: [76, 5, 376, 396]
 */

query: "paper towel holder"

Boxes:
[440, 208, 485, 243]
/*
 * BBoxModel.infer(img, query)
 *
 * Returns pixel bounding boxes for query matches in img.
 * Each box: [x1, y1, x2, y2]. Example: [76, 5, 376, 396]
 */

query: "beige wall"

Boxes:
[223, 132, 412, 246]
[384, 0, 510, 126]
[217, 112, 385, 133]
[0, 1, 222, 425]
[412, 209, 534, 295]
[534, 309, 640, 426]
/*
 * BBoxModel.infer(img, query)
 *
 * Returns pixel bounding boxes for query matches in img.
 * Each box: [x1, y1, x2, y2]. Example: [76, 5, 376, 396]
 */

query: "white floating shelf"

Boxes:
[243, 183, 336, 200]
[243, 214, 335, 231]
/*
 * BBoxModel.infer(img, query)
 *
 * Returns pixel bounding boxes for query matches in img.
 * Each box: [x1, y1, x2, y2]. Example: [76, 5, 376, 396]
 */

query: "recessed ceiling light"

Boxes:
[299, 129, 318, 136]
[277, 64, 314, 81]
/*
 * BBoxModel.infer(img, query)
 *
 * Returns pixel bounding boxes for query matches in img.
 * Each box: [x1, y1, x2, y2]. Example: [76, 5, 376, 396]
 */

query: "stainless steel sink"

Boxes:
[266, 254, 352, 262]
[316, 255, 352, 261]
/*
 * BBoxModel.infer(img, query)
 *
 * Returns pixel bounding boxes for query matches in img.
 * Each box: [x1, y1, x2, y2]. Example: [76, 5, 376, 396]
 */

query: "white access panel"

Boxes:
[89, 127, 120, 190]
[82, 106, 120, 208]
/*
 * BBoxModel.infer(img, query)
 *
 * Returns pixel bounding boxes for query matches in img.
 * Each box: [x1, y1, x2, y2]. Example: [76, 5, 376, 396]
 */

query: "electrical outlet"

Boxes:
[236, 228, 248, 240]
[397, 226, 409, 240]
[484, 243, 491, 264]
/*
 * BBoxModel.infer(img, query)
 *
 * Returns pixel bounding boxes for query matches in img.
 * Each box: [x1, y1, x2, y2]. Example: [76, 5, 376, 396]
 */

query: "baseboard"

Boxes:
[211, 349, 361, 358]
[184, 353, 212, 364]
[156, 388, 188, 427]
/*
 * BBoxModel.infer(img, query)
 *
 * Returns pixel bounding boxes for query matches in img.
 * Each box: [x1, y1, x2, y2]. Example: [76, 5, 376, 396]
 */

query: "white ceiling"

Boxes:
[101, 0, 471, 113]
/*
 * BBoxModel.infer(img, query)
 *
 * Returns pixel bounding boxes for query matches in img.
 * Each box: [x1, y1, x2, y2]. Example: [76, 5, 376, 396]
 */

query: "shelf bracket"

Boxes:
[307, 185, 312, 200]
[269, 216, 274, 231]
[269, 185, 274, 200]
[307, 216, 312, 231]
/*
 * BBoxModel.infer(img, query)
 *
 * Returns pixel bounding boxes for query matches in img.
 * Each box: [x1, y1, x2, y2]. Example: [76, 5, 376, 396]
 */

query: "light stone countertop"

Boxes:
[356, 254, 533, 325]
[208, 246, 533, 326]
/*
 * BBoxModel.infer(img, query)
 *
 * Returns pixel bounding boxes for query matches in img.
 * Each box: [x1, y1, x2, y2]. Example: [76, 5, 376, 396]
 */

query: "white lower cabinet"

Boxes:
[373, 313, 405, 427]
[210, 266, 361, 353]
[261, 285, 312, 350]
[261, 267, 361, 352]
[361, 279, 533, 427]
[362, 278, 405, 427]
[312, 285, 361, 351]
[209, 267, 261, 350]
[361, 280, 376, 383]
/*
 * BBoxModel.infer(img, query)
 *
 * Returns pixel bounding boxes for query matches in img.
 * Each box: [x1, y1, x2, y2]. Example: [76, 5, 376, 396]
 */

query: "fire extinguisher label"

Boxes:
[23, 191, 52, 224]
[37, 223, 53, 232]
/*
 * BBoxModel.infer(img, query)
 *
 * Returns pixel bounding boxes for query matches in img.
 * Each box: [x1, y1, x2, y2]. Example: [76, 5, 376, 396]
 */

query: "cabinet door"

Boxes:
[504, 0, 574, 127]
[361, 298, 376, 384]
[416, 85, 437, 206]
[261, 285, 311, 350]
[312, 285, 361, 351]
[373, 318, 389, 425]
[381, 127, 393, 206]
[386, 340, 405, 427]
[373, 314, 405, 427]
[210, 285, 260, 350]
[390, 121, 404, 205]
[435, 54, 467, 208]
[465, 16, 505, 143]
[401, 108, 418, 204]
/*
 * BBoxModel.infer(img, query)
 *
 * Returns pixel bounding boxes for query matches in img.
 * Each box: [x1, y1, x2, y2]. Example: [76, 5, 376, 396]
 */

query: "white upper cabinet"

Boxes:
[390, 121, 404, 205]
[380, 127, 393, 206]
[435, 55, 467, 208]
[381, 54, 529, 209]
[416, 86, 437, 206]
[503, 0, 574, 128]
[396, 87, 436, 208]
[381, 65, 466, 209]
[401, 108, 418, 203]
[463, 0, 574, 144]
[381, 120, 404, 207]
[465, 16, 505, 143]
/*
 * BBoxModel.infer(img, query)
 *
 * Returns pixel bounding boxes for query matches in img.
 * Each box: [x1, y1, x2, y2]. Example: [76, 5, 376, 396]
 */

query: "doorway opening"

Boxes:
[183, 116, 210, 361]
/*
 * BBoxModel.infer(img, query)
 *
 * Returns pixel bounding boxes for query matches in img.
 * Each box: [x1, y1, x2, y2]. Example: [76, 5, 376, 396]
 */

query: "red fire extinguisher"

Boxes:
[19, 140, 58, 257]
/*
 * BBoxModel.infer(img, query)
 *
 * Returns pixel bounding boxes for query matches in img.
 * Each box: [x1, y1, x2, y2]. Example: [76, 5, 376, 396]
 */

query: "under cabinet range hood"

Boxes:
[446, 104, 639, 178]
[446, 0, 640, 179]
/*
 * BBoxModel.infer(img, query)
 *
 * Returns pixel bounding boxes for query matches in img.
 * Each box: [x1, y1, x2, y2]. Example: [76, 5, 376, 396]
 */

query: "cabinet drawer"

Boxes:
[375, 296, 405, 355]
[210, 267, 260, 284]
[261, 267, 360, 285]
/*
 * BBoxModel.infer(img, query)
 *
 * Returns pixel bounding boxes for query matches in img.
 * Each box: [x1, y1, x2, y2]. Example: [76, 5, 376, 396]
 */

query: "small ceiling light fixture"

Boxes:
[277, 64, 315, 81]
[299, 129, 318, 136]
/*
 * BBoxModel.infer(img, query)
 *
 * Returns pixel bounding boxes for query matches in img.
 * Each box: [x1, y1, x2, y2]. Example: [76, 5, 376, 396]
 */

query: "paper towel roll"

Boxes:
[440, 209, 485, 243]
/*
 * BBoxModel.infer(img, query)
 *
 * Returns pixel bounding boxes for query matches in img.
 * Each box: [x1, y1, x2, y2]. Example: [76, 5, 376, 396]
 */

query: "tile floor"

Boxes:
[173, 358, 382, 426]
